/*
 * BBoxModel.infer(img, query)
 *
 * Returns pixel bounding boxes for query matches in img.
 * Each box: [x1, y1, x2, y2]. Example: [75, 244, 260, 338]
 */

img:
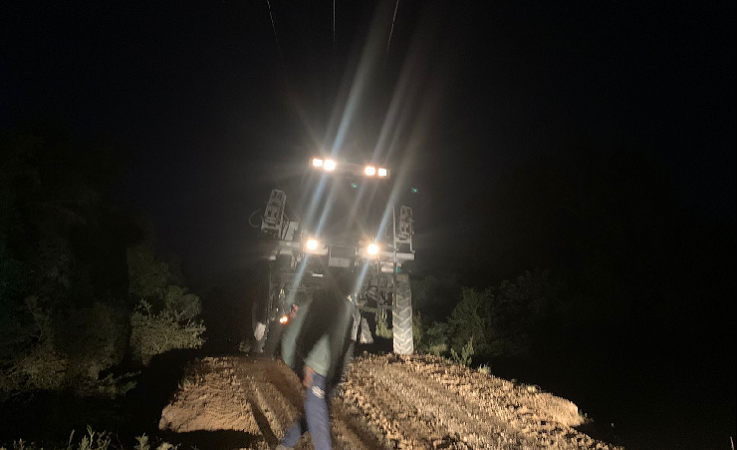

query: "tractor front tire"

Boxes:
[263, 318, 283, 357]
[250, 262, 271, 353]
[392, 274, 414, 355]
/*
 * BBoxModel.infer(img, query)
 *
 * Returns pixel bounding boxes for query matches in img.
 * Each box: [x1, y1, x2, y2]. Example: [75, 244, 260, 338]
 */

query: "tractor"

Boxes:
[250, 156, 415, 355]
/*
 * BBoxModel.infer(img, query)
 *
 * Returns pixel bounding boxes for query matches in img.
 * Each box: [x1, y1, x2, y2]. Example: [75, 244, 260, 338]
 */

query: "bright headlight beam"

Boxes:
[279, 315, 289, 324]
[364, 166, 376, 176]
[312, 158, 323, 167]
[378, 168, 388, 177]
[324, 159, 337, 171]
[306, 239, 319, 250]
[367, 243, 379, 255]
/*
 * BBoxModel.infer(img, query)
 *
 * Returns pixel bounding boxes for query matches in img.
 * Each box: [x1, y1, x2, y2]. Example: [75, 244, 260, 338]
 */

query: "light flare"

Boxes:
[306, 238, 319, 250]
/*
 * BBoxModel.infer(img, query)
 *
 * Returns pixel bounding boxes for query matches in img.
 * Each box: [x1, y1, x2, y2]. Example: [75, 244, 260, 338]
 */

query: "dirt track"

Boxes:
[158, 354, 622, 450]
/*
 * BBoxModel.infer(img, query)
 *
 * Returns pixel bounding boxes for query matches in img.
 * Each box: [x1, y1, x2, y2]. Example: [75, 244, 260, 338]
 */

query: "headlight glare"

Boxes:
[312, 158, 323, 167]
[378, 168, 388, 177]
[367, 243, 379, 255]
[306, 238, 319, 250]
[324, 159, 336, 171]
[364, 166, 376, 176]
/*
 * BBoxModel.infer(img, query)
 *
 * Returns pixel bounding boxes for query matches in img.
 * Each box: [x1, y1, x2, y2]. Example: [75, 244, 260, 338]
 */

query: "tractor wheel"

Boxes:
[252, 303, 268, 353]
[250, 261, 274, 354]
[263, 318, 283, 356]
[392, 273, 414, 355]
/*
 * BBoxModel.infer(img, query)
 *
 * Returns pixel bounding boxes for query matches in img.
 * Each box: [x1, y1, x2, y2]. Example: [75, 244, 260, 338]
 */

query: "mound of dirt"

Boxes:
[157, 354, 623, 450]
[159, 357, 262, 434]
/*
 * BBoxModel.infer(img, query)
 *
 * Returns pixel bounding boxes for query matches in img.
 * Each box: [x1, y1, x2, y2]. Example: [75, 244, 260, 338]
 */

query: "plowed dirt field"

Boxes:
[158, 354, 622, 450]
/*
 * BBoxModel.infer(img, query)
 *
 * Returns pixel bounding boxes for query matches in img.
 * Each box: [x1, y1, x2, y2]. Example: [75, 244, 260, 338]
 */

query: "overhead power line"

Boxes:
[266, 0, 279, 42]
[385, 0, 401, 55]
[265, 0, 286, 69]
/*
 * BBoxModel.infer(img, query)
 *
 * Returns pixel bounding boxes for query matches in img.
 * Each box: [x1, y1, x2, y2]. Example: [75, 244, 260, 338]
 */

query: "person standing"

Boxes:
[276, 272, 360, 450]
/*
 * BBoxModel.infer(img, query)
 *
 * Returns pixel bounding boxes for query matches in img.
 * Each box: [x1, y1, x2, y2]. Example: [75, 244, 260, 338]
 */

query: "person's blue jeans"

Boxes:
[281, 370, 331, 450]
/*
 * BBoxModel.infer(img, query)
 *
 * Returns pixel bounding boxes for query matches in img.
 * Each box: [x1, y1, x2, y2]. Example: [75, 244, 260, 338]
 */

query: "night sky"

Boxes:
[1, 0, 735, 282]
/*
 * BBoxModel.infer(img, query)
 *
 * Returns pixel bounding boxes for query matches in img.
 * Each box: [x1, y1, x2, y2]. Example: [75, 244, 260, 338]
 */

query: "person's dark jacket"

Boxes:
[281, 287, 359, 393]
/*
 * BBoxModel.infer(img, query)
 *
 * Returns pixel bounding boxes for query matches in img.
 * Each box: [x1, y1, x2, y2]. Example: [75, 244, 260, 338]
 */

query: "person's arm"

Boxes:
[338, 306, 360, 380]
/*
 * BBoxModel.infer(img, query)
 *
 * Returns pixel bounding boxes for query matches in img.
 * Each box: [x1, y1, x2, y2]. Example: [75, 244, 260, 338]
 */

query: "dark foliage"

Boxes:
[411, 149, 735, 450]
[0, 128, 133, 393]
[0, 128, 203, 399]
[424, 149, 734, 352]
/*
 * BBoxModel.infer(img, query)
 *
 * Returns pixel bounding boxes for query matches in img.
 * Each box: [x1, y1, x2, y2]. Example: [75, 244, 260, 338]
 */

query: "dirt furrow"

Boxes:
[340, 364, 446, 449]
[159, 358, 258, 435]
[345, 358, 514, 450]
[233, 358, 383, 450]
[331, 401, 392, 450]
[386, 355, 608, 449]
[158, 355, 622, 450]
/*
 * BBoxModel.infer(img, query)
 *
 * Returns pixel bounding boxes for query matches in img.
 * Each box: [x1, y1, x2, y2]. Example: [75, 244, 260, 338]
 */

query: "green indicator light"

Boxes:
[351, 183, 358, 189]
[411, 188, 418, 194]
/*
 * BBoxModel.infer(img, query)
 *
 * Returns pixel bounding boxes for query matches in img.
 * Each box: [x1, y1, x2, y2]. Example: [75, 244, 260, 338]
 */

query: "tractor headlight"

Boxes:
[367, 243, 379, 255]
[378, 168, 388, 177]
[364, 166, 376, 176]
[323, 159, 336, 171]
[312, 158, 323, 167]
[306, 238, 320, 250]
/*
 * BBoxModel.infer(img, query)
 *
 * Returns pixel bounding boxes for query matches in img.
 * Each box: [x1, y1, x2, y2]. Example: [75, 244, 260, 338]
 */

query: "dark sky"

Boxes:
[1, 0, 735, 281]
